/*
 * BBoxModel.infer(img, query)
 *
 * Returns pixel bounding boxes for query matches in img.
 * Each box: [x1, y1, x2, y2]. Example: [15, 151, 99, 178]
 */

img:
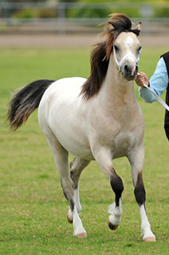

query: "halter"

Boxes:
[113, 47, 141, 72]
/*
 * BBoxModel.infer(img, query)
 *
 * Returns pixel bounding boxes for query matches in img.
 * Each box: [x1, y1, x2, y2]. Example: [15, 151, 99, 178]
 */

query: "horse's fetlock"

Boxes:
[114, 207, 123, 217]
[109, 214, 121, 226]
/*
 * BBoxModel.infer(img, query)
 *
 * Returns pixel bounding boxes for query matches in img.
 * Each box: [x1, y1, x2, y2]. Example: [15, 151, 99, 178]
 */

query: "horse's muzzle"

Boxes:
[121, 64, 138, 81]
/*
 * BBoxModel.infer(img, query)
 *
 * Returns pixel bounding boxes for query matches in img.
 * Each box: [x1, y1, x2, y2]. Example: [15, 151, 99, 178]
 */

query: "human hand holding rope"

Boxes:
[135, 72, 149, 87]
[135, 72, 169, 111]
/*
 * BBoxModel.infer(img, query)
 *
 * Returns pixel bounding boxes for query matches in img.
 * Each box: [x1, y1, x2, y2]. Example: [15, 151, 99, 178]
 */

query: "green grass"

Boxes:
[0, 46, 169, 254]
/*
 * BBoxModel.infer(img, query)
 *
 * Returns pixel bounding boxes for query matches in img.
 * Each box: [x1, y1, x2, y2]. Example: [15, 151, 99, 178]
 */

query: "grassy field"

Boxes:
[0, 46, 169, 255]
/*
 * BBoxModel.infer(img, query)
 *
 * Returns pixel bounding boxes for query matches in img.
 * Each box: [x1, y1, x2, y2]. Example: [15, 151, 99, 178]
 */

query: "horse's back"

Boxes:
[42, 77, 86, 99]
[38, 77, 86, 124]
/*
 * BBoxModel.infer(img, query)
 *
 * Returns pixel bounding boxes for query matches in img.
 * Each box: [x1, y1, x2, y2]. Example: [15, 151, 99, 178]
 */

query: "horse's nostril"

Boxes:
[124, 65, 137, 76]
[124, 65, 128, 72]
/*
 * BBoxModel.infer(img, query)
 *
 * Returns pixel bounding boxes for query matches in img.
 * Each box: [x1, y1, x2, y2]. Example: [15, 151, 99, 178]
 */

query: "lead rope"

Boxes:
[143, 83, 169, 111]
[137, 73, 169, 111]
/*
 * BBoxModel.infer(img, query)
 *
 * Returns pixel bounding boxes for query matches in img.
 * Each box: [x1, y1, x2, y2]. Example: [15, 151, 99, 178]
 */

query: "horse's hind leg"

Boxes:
[67, 157, 90, 223]
[129, 146, 156, 242]
[44, 129, 87, 238]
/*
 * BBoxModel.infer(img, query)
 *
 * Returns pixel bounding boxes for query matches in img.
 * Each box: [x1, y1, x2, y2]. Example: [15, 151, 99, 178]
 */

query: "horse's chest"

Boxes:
[94, 115, 143, 158]
[111, 131, 136, 158]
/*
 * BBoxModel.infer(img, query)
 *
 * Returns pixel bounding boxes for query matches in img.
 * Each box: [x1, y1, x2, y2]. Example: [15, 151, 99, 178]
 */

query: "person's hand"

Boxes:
[135, 72, 149, 87]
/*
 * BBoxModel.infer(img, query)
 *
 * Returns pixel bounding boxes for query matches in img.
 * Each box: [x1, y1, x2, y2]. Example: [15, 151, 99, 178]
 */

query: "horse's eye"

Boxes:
[114, 45, 119, 52]
[137, 46, 142, 53]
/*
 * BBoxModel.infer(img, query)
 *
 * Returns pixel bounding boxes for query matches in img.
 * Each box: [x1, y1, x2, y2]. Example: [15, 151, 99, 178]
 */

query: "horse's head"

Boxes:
[80, 13, 142, 99]
[113, 31, 141, 81]
[105, 13, 142, 81]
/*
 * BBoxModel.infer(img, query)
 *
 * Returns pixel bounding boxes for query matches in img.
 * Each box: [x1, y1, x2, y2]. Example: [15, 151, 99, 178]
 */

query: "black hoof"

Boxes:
[108, 221, 118, 230]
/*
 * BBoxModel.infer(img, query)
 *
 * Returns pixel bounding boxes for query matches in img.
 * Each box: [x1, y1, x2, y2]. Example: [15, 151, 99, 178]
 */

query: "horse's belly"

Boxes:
[61, 142, 94, 161]
[53, 127, 94, 160]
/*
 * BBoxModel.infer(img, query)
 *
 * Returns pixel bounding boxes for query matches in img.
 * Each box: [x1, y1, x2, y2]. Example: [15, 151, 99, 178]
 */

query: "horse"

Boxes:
[7, 13, 156, 242]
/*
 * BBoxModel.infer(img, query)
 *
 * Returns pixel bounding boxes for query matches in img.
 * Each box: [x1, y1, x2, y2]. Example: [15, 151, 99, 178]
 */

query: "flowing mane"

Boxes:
[80, 13, 141, 99]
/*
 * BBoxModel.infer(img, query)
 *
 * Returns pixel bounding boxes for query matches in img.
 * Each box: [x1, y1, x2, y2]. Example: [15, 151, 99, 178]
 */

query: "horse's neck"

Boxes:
[100, 57, 137, 109]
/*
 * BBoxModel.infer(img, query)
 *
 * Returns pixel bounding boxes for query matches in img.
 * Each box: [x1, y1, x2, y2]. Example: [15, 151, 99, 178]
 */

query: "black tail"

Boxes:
[7, 79, 55, 131]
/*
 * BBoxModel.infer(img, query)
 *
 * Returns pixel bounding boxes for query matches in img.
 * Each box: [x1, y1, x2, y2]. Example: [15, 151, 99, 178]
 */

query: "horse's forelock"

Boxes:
[109, 13, 132, 32]
[105, 14, 140, 59]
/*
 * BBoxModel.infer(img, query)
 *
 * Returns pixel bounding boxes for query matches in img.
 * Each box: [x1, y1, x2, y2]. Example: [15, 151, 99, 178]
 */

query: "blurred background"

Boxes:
[0, 0, 169, 48]
[0, 0, 169, 35]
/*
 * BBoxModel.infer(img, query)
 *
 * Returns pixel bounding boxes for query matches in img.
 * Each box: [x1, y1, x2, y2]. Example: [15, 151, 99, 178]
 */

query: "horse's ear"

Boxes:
[136, 22, 141, 32]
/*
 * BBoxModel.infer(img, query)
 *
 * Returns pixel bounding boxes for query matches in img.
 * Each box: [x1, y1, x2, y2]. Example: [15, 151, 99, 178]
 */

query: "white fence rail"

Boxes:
[0, 2, 169, 34]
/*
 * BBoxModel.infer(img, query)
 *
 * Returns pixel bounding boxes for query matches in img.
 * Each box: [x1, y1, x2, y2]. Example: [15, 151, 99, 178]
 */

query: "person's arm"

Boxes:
[135, 58, 168, 103]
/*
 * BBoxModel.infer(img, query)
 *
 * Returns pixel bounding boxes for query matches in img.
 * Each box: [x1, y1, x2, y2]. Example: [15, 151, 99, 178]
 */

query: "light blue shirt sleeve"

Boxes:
[139, 57, 168, 103]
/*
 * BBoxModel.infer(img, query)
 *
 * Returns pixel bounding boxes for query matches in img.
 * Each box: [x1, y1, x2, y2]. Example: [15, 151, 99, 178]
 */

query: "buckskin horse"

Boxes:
[8, 13, 156, 242]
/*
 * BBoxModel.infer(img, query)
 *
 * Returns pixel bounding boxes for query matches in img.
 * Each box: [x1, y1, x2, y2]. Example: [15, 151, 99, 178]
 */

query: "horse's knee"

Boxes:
[110, 174, 124, 205]
[134, 173, 146, 206]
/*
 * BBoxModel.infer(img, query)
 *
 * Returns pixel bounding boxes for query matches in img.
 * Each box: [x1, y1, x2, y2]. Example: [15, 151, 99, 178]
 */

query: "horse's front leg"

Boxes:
[129, 146, 156, 242]
[108, 170, 124, 230]
[134, 172, 156, 242]
[94, 149, 124, 230]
